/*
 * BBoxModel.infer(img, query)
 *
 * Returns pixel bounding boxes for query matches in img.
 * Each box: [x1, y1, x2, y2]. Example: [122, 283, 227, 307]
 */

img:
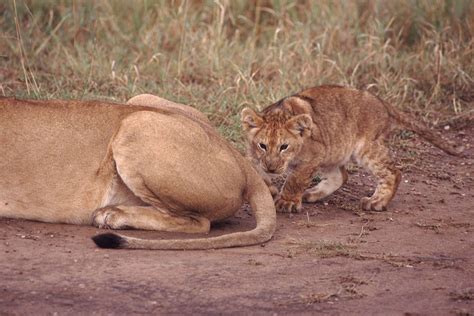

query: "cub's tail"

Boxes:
[385, 103, 464, 156]
[91, 166, 276, 250]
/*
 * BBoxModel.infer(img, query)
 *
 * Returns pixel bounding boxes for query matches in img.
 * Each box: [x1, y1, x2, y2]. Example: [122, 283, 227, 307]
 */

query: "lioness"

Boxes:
[0, 95, 276, 249]
[241, 85, 463, 213]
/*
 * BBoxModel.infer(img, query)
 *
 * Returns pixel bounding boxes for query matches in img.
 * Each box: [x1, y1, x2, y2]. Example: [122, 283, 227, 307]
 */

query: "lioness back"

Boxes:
[0, 98, 138, 223]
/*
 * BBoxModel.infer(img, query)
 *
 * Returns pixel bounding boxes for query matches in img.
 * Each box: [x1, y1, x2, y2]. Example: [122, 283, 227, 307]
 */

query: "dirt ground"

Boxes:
[1, 126, 473, 315]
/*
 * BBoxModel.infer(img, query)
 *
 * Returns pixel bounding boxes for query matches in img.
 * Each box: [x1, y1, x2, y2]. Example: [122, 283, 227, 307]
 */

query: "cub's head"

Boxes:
[240, 107, 313, 174]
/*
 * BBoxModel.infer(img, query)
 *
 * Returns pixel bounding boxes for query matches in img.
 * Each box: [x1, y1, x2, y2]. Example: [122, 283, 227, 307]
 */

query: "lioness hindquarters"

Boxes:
[96, 110, 246, 233]
[90, 95, 277, 250]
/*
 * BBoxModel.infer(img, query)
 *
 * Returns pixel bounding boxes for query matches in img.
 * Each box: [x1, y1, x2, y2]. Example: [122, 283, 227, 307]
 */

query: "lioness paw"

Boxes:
[275, 194, 302, 213]
[92, 207, 127, 229]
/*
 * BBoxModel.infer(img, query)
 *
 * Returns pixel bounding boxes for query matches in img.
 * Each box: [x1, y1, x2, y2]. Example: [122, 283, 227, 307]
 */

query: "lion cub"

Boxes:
[241, 85, 463, 213]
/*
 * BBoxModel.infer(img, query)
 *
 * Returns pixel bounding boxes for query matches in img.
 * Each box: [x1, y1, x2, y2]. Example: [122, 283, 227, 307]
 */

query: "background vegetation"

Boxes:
[1, 0, 473, 143]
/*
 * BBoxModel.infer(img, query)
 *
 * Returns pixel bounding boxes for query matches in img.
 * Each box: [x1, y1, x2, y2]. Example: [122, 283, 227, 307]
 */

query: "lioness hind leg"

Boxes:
[92, 205, 210, 233]
[354, 141, 401, 211]
[302, 166, 348, 202]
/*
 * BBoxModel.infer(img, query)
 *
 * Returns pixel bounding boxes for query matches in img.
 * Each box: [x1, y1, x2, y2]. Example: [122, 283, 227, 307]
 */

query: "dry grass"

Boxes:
[285, 237, 356, 258]
[450, 288, 474, 301]
[301, 276, 367, 304]
[1, 0, 473, 144]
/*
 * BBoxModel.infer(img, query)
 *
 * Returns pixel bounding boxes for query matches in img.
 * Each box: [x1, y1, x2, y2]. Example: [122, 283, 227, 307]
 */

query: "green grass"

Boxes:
[1, 0, 473, 144]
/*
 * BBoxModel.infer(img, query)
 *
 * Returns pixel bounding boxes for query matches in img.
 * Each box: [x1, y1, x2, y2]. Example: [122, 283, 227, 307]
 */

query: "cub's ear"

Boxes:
[286, 114, 313, 137]
[240, 108, 264, 132]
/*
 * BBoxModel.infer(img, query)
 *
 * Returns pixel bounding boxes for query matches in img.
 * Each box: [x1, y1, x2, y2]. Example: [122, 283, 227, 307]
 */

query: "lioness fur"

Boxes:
[241, 85, 463, 213]
[0, 95, 276, 250]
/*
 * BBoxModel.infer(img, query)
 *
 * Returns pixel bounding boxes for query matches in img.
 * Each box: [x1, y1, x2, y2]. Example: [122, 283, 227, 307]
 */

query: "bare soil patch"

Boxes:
[1, 126, 473, 315]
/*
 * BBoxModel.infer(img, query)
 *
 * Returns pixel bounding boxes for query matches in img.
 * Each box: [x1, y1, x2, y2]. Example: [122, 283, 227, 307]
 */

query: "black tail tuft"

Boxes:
[92, 233, 125, 249]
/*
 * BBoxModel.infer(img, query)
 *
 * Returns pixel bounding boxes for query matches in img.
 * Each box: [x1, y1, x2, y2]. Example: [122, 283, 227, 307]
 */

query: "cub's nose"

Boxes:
[265, 162, 279, 173]
[266, 166, 277, 173]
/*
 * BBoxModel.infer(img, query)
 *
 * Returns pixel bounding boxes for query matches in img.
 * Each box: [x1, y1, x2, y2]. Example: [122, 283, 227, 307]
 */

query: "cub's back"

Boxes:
[286, 86, 391, 141]
[300, 85, 390, 130]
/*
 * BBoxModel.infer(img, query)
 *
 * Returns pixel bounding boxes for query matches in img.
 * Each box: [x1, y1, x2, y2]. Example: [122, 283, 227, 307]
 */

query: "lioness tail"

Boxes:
[92, 167, 276, 250]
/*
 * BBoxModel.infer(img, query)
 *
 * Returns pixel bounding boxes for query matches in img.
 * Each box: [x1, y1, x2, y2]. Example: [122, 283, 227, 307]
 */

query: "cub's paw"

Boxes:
[275, 194, 302, 213]
[269, 185, 279, 197]
[360, 196, 388, 212]
[302, 189, 326, 203]
[92, 207, 126, 229]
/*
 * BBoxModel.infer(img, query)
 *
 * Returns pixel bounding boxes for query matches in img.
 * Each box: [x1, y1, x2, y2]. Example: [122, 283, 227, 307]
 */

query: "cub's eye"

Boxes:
[258, 143, 267, 151]
[279, 144, 289, 152]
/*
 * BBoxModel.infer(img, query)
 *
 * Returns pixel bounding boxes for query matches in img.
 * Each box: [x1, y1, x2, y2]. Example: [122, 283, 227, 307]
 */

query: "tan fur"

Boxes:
[241, 85, 463, 212]
[0, 95, 275, 249]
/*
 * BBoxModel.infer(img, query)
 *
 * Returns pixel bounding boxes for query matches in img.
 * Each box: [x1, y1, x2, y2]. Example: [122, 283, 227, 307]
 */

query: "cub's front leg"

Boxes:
[276, 162, 320, 213]
[258, 167, 279, 197]
[245, 156, 279, 197]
